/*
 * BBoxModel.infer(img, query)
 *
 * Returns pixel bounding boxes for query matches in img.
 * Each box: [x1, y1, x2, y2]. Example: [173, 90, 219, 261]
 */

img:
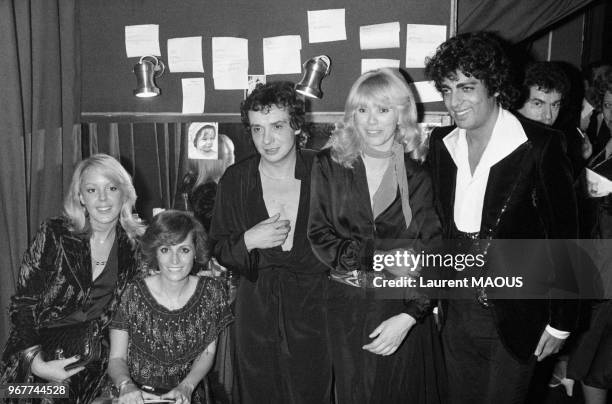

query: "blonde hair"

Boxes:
[193, 134, 236, 186]
[63, 153, 145, 242]
[327, 68, 426, 167]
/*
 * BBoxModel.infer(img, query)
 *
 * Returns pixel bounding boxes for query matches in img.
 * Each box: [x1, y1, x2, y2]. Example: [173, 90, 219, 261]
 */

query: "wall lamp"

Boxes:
[295, 55, 331, 99]
[133, 55, 165, 98]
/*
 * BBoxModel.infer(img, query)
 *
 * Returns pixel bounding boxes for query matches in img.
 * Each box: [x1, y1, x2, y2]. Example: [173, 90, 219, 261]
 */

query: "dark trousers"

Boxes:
[442, 299, 536, 404]
[234, 270, 331, 404]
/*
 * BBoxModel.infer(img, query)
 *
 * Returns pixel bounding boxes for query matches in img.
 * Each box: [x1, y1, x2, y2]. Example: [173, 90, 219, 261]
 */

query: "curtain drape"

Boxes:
[458, 0, 596, 42]
[0, 0, 80, 346]
[82, 122, 189, 222]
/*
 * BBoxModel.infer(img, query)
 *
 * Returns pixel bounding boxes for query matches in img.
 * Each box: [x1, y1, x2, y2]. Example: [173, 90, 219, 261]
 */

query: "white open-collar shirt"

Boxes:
[443, 107, 527, 233]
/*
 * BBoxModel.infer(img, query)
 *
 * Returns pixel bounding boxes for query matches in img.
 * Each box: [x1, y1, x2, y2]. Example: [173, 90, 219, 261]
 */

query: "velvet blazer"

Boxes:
[0, 216, 139, 381]
[308, 148, 442, 321]
[428, 114, 580, 360]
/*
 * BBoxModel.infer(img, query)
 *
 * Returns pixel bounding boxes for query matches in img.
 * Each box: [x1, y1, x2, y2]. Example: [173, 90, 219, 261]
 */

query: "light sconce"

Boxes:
[295, 55, 331, 99]
[133, 55, 165, 98]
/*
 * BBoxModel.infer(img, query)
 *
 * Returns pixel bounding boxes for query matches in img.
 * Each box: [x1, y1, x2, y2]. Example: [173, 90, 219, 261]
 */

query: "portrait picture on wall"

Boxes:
[188, 122, 219, 160]
[245, 74, 266, 98]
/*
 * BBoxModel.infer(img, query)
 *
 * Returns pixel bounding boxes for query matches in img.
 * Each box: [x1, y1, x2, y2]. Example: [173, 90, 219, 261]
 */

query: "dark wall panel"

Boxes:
[79, 0, 451, 115]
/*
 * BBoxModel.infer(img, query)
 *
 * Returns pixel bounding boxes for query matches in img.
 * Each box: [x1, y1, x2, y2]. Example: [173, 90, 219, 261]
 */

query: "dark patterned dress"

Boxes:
[110, 276, 232, 403]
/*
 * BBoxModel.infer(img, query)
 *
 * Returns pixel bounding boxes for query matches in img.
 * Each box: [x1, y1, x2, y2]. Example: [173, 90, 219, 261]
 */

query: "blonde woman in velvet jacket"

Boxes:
[0, 154, 144, 403]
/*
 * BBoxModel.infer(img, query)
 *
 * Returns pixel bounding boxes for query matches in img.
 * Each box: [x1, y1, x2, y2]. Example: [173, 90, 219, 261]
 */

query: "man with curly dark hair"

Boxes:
[517, 61, 592, 177]
[517, 61, 569, 126]
[209, 81, 331, 403]
[425, 32, 579, 403]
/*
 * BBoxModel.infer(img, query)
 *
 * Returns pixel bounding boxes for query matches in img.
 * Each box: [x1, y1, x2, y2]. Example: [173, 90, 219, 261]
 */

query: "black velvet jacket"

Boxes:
[428, 114, 579, 360]
[0, 216, 139, 382]
[308, 148, 442, 321]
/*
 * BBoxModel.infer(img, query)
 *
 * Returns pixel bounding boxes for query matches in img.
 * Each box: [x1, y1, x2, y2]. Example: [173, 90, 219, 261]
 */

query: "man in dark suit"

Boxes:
[424, 32, 579, 404]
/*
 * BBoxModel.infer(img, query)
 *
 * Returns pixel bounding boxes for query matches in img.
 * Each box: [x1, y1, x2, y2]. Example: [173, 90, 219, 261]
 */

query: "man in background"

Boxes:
[517, 61, 591, 177]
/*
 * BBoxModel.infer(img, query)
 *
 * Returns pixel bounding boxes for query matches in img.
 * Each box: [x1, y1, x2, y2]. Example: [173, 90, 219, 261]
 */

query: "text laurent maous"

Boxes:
[372, 276, 524, 288]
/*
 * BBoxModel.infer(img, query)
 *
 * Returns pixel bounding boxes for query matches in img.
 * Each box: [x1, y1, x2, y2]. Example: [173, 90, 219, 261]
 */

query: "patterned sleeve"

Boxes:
[203, 278, 233, 347]
[109, 281, 136, 331]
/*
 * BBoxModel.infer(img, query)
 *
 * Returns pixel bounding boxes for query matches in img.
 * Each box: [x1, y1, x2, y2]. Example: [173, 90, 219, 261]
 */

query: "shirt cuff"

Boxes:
[546, 324, 570, 339]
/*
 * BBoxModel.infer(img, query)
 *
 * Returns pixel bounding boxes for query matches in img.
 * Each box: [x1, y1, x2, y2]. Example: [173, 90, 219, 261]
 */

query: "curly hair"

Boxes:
[425, 31, 520, 110]
[326, 68, 425, 168]
[139, 209, 209, 270]
[240, 81, 308, 147]
[63, 153, 145, 243]
[519, 62, 569, 105]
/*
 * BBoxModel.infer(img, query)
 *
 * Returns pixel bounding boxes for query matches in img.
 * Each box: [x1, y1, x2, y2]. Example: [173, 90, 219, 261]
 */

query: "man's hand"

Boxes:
[243, 213, 290, 252]
[534, 329, 565, 362]
[31, 354, 84, 383]
[362, 313, 416, 356]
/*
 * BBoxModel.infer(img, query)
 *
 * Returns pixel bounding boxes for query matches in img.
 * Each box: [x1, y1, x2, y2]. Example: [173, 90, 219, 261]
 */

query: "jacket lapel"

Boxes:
[436, 146, 457, 236]
[61, 231, 91, 292]
[480, 142, 532, 237]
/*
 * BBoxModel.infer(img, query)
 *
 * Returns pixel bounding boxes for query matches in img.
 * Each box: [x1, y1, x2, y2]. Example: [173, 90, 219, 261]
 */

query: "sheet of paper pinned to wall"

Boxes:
[359, 22, 400, 50]
[167, 37, 204, 73]
[411, 81, 443, 103]
[361, 59, 400, 74]
[125, 24, 161, 57]
[212, 37, 249, 90]
[307, 9, 347, 43]
[182, 78, 205, 113]
[263, 35, 302, 75]
[405, 24, 447, 68]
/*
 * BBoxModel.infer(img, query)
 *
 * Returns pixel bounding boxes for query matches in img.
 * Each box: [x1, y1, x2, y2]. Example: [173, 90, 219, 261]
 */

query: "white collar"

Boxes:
[443, 108, 527, 176]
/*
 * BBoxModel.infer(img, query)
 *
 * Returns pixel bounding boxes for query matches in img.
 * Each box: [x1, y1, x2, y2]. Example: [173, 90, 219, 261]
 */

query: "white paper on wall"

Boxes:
[125, 24, 161, 57]
[307, 9, 347, 43]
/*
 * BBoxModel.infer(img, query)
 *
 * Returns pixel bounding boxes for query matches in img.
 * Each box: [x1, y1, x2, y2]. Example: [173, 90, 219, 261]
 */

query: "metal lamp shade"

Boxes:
[295, 55, 331, 99]
[133, 58, 161, 98]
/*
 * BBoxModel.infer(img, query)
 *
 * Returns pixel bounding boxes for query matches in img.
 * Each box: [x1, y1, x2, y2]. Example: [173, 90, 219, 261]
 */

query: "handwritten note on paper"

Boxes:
[405, 24, 447, 68]
[411, 81, 443, 103]
[263, 35, 302, 75]
[359, 22, 400, 50]
[125, 24, 161, 57]
[212, 37, 249, 90]
[361, 59, 400, 74]
[167, 37, 204, 73]
[308, 9, 347, 43]
[182, 78, 205, 114]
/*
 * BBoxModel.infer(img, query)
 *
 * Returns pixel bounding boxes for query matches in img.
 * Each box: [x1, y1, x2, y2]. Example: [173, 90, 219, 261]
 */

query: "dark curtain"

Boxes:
[81, 122, 188, 222]
[0, 0, 81, 346]
[79, 120, 331, 223]
[80, 121, 261, 222]
[458, 0, 596, 42]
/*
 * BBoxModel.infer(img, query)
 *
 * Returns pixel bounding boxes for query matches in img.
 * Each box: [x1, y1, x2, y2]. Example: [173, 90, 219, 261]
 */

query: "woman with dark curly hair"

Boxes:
[107, 210, 232, 404]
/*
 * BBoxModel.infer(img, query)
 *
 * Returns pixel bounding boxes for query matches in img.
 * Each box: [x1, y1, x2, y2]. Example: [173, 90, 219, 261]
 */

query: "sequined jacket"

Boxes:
[428, 114, 580, 360]
[0, 216, 139, 382]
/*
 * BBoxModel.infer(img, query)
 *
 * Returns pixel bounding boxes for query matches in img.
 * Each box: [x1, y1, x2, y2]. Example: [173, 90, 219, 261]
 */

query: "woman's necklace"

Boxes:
[90, 229, 116, 277]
